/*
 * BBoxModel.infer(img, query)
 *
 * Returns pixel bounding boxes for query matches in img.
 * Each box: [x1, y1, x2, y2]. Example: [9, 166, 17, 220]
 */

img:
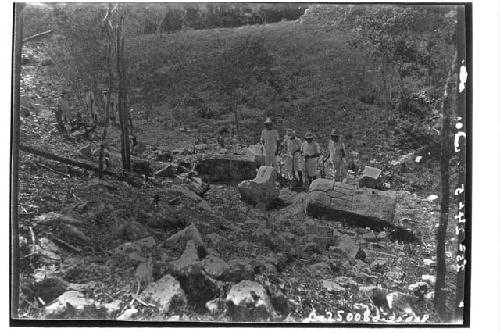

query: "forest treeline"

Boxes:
[23, 3, 307, 36]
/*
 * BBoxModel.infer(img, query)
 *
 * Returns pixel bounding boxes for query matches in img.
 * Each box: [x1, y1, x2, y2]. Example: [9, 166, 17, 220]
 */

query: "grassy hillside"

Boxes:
[126, 21, 391, 155]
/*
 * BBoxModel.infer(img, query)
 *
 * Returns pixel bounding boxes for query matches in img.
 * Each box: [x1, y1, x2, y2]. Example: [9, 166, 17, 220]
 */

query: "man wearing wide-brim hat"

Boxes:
[326, 128, 347, 182]
[301, 130, 321, 185]
[260, 117, 280, 169]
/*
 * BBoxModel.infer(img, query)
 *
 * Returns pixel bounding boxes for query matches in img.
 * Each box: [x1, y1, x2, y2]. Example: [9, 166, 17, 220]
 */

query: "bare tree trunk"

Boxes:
[434, 50, 457, 318]
[104, 42, 112, 124]
[98, 127, 107, 179]
[233, 101, 240, 142]
[380, 63, 390, 108]
[116, 15, 131, 171]
[11, 3, 24, 318]
[454, 5, 467, 321]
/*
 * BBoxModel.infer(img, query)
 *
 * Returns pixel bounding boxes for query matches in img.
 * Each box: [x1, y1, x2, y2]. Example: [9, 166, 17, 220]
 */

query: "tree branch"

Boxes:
[22, 29, 53, 43]
[19, 144, 117, 177]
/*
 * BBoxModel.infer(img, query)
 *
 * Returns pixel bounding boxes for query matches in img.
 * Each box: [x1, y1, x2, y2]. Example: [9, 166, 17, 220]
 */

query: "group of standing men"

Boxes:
[57, 87, 120, 126]
[260, 117, 347, 185]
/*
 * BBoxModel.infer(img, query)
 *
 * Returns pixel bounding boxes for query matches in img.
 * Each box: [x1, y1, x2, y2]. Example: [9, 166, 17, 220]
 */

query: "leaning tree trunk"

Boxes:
[11, 2, 25, 318]
[434, 50, 457, 318]
[454, 5, 468, 321]
[116, 15, 131, 171]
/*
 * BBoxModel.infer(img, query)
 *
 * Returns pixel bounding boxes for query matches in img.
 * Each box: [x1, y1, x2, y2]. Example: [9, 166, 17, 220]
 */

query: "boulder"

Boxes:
[386, 291, 416, 314]
[222, 259, 255, 282]
[386, 268, 405, 281]
[358, 166, 383, 189]
[79, 144, 93, 158]
[306, 179, 401, 231]
[206, 297, 226, 315]
[238, 166, 279, 207]
[251, 255, 279, 274]
[332, 276, 358, 289]
[169, 240, 219, 307]
[366, 287, 390, 308]
[35, 277, 68, 304]
[175, 262, 219, 307]
[171, 240, 200, 272]
[322, 280, 346, 294]
[45, 291, 95, 316]
[102, 300, 122, 316]
[421, 274, 436, 287]
[334, 234, 362, 261]
[38, 238, 62, 265]
[369, 259, 389, 274]
[226, 280, 275, 321]
[117, 308, 139, 320]
[195, 155, 259, 182]
[165, 223, 203, 250]
[265, 283, 293, 316]
[201, 254, 230, 279]
[182, 176, 210, 196]
[140, 274, 186, 313]
[155, 163, 179, 178]
[409, 281, 429, 299]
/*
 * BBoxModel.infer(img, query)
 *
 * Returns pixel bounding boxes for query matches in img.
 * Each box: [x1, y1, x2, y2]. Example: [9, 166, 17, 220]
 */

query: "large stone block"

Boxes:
[195, 155, 259, 183]
[306, 178, 396, 230]
[238, 166, 280, 207]
[358, 166, 382, 189]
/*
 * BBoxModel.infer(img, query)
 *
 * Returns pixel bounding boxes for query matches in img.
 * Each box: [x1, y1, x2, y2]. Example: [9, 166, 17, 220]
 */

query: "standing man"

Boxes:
[58, 91, 70, 124]
[102, 88, 111, 124]
[326, 129, 347, 182]
[285, 129, 303, 182]
[301, 131, 321, 185]
[84, 87, 96, 124]
[260, 117, 280, 169]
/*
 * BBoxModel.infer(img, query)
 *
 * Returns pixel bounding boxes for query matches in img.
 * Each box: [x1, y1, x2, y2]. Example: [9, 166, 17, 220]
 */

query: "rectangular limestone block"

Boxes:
[306, 178, 396, 230]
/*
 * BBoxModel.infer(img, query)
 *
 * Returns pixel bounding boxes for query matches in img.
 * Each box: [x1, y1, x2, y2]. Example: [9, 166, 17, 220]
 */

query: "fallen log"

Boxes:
[306, 179, 418, 242]
[19, 144, 117, 177]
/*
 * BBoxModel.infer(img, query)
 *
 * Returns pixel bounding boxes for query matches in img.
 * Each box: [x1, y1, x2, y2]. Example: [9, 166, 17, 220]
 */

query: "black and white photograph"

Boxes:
[9, 1, 479, 327]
